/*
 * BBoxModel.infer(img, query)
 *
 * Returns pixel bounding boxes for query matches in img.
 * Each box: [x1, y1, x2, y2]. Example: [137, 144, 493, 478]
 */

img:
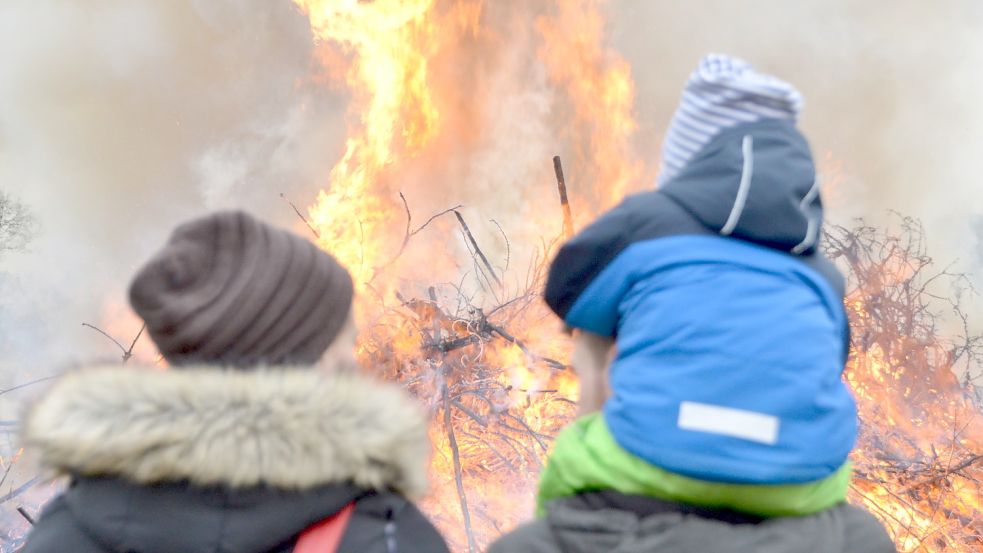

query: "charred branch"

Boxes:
[442, 367, 478, 553]
[16, 507, 34, 526]
[279, 192, 321, 239]
[373, 193, 462, 283]
[454, 210, 502, 288]
[553, 156, 574, 239]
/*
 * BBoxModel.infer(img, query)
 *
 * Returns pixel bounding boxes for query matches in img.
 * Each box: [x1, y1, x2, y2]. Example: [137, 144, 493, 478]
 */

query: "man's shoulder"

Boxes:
[348, 492, 451, 553]
[20, 495, 108, 553]
[835, 503, 897, 553]
[487, 518, 558, 553]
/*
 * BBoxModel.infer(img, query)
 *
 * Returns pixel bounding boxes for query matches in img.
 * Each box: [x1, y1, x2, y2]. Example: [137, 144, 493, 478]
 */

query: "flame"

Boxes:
[845, 308, 983, 552]
[295, 0, 444, 288]
[536, 0, 643, 214]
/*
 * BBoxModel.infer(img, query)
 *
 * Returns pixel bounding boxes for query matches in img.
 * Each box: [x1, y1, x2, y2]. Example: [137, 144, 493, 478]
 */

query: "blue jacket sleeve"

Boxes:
[543, 201, 636, 337]
[544, 190, 714, 336]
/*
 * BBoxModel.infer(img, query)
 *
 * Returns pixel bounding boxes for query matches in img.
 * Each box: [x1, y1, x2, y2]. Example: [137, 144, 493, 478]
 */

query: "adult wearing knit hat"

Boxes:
[21, 211, 450, 553]
[129, 210, 354, 367]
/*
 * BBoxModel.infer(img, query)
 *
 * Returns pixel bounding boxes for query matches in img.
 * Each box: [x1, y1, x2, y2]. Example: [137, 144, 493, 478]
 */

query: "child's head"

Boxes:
[658, 54, 804, 187]
[128, 210, 355, 369]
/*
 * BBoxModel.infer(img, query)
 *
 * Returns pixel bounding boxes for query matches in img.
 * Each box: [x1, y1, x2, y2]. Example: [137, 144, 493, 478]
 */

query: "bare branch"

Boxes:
[442, 366, 478, 553]
[0, 375, 60, 397]
[0, 476, 41, 505]
[17, 506, 35, 525]
[82, 322, 146, 364]
[369, 193, 461, 283]
[454, 210, 501, 287]
[279, 193, 320, 239]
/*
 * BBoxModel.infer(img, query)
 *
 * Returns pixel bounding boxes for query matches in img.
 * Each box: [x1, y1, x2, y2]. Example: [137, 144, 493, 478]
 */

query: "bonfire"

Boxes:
[1, 2, 981, 553]
[828, 217, 983, 551]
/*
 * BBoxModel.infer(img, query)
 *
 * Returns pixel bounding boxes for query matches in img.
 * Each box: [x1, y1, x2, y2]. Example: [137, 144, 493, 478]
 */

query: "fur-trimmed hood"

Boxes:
[24, 365, 430, 497]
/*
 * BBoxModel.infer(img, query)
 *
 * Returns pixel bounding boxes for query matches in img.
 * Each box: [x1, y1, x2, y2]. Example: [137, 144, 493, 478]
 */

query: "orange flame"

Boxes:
[537, 0, 643, 214]
[296, 0, 444, 288]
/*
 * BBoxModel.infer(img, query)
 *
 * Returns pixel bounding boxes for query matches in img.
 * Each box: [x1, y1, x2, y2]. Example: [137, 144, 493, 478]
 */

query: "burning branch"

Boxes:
[371, 193, 461, 283]
[552, 156, 574, 239]
[280, 192, 321, 239]
[824, 215, 983, 552]
[454, 210, 502, 289]
[441, 364, 478, 553]
[345, 176, 576, 551]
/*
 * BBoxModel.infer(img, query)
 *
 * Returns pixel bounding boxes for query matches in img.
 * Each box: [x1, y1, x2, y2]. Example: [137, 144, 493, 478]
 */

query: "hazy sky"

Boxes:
[610, 0, 983, 258]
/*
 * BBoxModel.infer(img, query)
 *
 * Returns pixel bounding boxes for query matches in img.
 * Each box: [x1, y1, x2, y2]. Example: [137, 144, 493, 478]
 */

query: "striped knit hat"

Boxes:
[658, 54, 804, 186]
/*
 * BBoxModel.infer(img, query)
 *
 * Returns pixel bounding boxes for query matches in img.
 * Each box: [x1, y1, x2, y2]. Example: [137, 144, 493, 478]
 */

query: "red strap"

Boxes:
[294, 502, 356, 553]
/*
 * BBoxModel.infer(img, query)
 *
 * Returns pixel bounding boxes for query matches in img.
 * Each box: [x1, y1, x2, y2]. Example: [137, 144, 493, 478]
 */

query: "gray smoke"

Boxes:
[0, 1, 343, 374]
[610, 0, 983, 269]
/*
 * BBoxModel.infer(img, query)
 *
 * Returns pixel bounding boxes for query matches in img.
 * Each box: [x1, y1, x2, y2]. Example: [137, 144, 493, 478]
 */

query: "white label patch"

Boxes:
[677, 401, 780, 445]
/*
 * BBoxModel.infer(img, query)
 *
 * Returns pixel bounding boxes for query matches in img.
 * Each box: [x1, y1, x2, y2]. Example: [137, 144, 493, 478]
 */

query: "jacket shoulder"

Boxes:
[545, 190, 708, 321]
[837, 504, 897, 553]
[487, 519, 559, 553]
[20, 495, 109, 553]
[337, 492, 449, 553]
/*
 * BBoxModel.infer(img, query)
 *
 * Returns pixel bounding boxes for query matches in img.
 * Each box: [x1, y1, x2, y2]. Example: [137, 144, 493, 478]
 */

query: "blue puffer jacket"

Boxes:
[544, 119, 857, 485]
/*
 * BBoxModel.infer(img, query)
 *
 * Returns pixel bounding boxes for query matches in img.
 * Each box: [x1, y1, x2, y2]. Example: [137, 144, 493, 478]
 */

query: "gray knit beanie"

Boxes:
[129, 211, 354, 367]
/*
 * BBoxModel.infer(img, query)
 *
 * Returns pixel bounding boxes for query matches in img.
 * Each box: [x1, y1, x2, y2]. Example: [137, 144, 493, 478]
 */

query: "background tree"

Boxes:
[0, 190, 37, 258]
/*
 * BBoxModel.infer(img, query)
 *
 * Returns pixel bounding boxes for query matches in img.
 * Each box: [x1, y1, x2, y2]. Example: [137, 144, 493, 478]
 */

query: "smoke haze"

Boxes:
[1, 0, 981, 372]
[0, 1, 336, 374]
[609, 0, 983, 264]
[1, 1, 982, 548]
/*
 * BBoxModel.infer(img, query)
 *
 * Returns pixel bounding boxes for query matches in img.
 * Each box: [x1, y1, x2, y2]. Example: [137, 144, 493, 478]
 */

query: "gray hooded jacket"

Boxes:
[489, 492, 896, 553]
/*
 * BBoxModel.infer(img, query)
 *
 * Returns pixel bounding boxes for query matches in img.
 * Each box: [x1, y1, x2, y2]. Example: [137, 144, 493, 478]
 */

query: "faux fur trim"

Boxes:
[24, 365, 430, 497]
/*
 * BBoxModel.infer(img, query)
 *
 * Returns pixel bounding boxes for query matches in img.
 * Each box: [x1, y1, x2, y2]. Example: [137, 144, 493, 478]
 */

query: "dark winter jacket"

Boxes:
[544, 119, 857, 485]
[19, 366, 449, 553]
[488, 492, 897, 553]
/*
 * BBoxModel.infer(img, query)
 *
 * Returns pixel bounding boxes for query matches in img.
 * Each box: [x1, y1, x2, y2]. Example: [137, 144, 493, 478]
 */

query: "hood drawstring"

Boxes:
[720, 135, 755, 236]
[791, 179, 822, 254]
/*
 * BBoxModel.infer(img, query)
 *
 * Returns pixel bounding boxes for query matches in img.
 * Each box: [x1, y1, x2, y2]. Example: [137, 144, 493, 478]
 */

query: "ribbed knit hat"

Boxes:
[129, 211, 353, 367]
[658, 54, 803, 186]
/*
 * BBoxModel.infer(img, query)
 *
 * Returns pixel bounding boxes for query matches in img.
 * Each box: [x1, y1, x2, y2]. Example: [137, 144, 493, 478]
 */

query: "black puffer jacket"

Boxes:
[20, 366, 449, 553]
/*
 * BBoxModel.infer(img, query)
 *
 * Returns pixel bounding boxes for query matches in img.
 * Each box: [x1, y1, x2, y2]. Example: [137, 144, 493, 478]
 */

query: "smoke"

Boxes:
[608, 0, 983, 272]
[0, 0, 980, 545]
[0, 0, 345, 370]
[604, 0, 983, 369]
[1, 0, 981, 368]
